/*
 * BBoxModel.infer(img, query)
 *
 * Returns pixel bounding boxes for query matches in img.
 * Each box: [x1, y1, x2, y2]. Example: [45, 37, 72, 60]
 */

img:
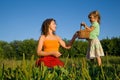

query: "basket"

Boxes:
[78, 26, 90, 39]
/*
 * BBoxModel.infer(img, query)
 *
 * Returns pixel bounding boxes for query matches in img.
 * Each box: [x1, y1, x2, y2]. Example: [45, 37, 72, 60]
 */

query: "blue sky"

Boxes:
[0, 0, 120, 42]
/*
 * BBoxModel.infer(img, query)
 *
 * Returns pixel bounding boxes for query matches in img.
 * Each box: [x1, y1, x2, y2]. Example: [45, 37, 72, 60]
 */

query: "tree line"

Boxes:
[0, 37, 120, 59]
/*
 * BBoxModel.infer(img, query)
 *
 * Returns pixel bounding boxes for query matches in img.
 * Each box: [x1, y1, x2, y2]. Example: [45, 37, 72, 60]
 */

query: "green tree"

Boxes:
[10, 40, 23, 59]
[108, 37, 120, 56]
[0, 41, 8, 58]
[101, 38, 111, 55]
[3, 44, 14, 59]
[21, 39, 37, 59]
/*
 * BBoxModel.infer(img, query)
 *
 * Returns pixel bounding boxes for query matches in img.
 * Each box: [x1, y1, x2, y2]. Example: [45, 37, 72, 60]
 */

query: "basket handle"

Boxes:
[80, 25, 83, 30]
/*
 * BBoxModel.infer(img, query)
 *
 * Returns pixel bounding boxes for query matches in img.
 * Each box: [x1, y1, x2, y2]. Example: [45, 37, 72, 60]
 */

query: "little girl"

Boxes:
[80, 10, 104, 66]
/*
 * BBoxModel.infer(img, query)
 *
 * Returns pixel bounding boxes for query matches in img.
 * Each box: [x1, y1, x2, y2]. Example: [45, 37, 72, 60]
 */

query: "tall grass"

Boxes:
[0, 55, 120, 80]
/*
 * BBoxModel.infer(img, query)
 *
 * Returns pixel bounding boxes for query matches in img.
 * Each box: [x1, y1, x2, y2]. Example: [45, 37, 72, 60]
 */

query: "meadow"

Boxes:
[0, 55, 120, 80]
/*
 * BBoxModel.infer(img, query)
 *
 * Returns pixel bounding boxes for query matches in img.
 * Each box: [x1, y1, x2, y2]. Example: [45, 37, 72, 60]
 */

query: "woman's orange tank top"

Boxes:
[43, 40, 60, 52]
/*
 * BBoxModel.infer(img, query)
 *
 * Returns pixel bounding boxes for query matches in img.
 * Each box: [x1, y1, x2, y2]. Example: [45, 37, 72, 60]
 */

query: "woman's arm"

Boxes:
[57, 32, 78, 49]
[37, 35, 50, 56]
[67, 32, 78, 46]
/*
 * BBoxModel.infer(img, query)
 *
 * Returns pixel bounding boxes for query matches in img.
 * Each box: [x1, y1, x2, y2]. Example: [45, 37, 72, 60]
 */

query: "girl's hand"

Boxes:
[81, 22, 86, 27]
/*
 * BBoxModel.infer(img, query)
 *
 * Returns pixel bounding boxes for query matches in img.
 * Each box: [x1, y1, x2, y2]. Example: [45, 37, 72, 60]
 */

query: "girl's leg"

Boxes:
[96, 57, 102, 66]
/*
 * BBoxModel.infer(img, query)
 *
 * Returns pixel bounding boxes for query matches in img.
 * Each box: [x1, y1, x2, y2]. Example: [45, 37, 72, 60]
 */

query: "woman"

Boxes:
[36, 18, 78, 68]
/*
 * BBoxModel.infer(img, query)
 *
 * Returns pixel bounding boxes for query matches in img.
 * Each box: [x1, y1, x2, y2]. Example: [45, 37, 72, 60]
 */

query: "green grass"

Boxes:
[0, 55, 120, 80]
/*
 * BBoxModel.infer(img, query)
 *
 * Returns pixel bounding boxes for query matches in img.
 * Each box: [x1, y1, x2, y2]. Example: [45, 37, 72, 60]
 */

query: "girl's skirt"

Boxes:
[86, 38, 104, 59]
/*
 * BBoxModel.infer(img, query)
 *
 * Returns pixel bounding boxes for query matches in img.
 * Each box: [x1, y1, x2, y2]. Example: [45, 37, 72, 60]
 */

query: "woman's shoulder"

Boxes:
[39, 35, 46, 40]
[40, 35, 45, 37]
[55, 35, 62, 40]
[40, 35, 61, 41]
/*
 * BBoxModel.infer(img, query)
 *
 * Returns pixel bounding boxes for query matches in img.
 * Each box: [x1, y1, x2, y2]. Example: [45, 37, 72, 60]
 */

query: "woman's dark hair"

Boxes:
[41, 18, 56, 36]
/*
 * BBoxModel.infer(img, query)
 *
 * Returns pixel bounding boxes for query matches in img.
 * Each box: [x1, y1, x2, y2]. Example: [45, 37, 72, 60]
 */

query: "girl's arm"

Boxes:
[81, 22, 94, 31]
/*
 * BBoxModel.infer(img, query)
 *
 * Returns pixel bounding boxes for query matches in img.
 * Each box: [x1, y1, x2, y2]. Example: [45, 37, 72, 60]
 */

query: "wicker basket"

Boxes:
[78, 26, 90, 39]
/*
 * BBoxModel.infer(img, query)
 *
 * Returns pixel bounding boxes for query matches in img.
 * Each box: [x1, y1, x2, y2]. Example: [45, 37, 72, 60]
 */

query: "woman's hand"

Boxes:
[51, 51, 62, 57]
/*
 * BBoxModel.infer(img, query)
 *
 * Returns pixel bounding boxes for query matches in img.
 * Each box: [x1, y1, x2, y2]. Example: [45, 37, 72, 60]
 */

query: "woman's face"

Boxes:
[49, 20, 56, 32]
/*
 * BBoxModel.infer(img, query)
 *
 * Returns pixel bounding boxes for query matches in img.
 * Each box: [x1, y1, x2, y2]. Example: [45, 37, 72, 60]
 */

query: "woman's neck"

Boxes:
[48, 29, 54, 36]
[48, 32, 53, 35]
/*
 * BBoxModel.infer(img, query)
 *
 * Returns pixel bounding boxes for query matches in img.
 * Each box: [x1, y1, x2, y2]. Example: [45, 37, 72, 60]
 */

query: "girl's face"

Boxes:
[89, 15, 97, 23]
[49, 20, 56, 32]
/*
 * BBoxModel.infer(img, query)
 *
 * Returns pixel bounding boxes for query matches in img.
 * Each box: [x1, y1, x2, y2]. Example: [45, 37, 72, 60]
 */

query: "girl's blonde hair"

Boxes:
[88, 10, 101, 24]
